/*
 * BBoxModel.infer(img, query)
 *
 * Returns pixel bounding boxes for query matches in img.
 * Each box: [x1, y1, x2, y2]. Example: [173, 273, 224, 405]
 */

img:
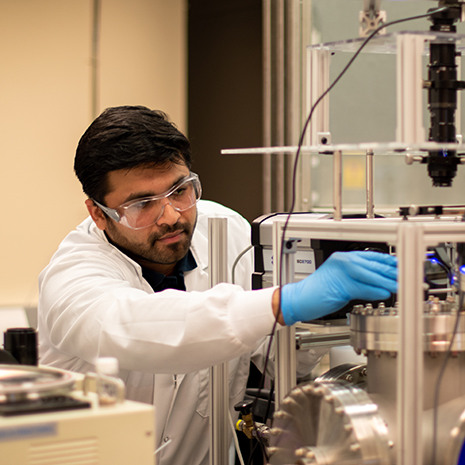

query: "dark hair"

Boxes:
[74, 105, 192, 201]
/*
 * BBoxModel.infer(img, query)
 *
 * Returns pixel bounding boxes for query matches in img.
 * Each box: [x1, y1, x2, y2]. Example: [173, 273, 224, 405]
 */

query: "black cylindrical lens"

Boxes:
[3, 328, 38, 366]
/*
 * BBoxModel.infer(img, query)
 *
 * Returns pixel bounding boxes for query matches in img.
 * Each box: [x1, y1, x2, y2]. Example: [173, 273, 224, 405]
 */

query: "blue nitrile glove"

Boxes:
[280, 251, 398, 325]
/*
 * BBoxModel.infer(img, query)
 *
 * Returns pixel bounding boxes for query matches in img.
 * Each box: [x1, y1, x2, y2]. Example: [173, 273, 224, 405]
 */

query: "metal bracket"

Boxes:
[359, 0, 386, 37]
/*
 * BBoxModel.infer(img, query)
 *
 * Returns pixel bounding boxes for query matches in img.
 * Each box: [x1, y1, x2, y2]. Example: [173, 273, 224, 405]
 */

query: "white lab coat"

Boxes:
[38, 200, 278, 465]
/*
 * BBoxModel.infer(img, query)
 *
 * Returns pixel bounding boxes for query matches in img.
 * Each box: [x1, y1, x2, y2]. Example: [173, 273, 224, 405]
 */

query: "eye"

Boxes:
[142, 199, 156, 209]
[130, 199, 153, 211]
[173, 186, 188, 197]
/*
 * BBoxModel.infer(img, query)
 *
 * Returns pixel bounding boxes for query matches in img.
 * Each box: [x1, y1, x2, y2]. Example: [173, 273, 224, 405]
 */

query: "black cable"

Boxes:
[245, 437, 266, 465]
[263, 380, 275, 422]
[246, 438, 255, 465]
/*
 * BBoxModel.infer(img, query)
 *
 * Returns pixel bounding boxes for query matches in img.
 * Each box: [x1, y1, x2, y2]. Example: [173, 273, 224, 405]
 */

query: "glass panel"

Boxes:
[308, 0, 465, 211]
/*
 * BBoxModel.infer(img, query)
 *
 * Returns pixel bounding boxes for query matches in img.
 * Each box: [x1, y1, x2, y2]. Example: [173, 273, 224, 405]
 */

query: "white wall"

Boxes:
[0, 0, 186, 306]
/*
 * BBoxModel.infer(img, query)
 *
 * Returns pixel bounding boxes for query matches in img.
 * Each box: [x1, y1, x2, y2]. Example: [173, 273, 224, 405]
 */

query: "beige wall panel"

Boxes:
[0, 0, 92, 307]
[0, 0, 186, 307]
[99, 0, 187, 130]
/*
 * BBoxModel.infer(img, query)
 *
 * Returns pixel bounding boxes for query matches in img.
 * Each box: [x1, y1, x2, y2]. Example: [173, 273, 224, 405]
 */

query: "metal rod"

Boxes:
[397, 222, 424, 465]
[296, 332, 351, 350]
[333, 150, 343, 221]
[263, 0, 272, 214]
[276, 0, 285, 212]
[208, 218, 229, 465]
[273, 222, 297, 409]
[366, 149, 375, 218]
[285, 0, 297, 211]
[396, 34, 426, 145]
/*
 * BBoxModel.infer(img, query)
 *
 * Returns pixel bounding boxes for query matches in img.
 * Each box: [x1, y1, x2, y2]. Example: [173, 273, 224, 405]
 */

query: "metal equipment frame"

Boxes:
[271, 214, 465, 465]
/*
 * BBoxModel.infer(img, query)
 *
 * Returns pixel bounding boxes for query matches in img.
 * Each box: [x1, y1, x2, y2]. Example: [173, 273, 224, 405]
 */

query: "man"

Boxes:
[38, 105, 397, 465]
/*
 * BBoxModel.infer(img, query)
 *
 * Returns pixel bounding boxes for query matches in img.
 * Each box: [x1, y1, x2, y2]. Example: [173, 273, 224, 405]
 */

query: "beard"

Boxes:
[146, 222, 193, 264]
[105, 215, 196, 266]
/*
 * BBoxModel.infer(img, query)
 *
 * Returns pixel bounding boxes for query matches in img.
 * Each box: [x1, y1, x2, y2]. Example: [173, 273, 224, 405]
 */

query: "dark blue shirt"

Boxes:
[105, 231, 198, 292]
[141, 250, 197, 292]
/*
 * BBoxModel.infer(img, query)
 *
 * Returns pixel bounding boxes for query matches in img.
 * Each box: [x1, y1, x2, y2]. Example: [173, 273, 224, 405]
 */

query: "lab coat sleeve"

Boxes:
[38, 247, 277, 374]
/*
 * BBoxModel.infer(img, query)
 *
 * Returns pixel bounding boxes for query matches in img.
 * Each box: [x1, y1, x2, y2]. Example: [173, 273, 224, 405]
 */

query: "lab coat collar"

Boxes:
[86, 216, 207, 282]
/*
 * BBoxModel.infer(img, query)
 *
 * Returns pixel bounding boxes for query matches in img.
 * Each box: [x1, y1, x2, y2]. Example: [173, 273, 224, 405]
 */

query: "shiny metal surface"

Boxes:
[316, 363, 367, 388]
[265, 216, 465, 465]
[443, 401, 465, 465]
[269, 381, 392, 465]
[0, 364, 75, 403]
[208, 217, 230, 465]
[296, 320, 351, 349]
[350, 302, 465, 353]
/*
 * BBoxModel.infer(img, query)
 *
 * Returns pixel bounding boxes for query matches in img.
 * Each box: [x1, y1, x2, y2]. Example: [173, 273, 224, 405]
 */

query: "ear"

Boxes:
[85, 198, 108, 231]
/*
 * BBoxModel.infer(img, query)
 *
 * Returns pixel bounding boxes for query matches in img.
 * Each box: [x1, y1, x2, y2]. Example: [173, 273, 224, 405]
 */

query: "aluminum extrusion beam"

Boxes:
[208, 217, 229, 465]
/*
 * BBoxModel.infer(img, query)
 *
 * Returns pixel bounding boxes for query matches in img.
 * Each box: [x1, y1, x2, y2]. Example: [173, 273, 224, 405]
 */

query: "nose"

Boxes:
[155, 200, 181, 225]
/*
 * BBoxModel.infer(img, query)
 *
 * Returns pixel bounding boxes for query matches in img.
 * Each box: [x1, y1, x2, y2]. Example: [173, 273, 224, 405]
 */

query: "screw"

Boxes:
[345, 374, 354, 383]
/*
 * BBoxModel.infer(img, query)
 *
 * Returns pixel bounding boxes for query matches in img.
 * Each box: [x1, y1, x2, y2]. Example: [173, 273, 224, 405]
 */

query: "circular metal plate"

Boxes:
[0, 364, 75, 403]
[268, 381, 393, 465]
[350, 309, 465, 353]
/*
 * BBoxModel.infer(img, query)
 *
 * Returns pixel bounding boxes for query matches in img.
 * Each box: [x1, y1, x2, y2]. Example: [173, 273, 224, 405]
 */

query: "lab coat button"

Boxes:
[163, 436, 170, 443]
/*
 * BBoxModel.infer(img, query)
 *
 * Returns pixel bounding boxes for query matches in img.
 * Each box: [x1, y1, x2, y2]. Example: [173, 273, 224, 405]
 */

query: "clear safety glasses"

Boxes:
[93, 172, 202, 230]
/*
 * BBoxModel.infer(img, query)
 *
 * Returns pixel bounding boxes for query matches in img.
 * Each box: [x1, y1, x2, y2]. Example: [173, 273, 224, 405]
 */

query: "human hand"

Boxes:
[280, 251, 398, 325]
